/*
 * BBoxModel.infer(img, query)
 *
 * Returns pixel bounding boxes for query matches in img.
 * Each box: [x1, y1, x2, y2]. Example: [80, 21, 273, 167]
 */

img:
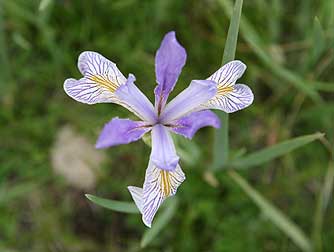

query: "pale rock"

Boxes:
[51, 126, 105, 190]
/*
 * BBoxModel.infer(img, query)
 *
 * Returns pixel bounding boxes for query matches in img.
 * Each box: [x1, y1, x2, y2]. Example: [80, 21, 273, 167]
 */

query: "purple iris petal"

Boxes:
[96, 118, 151, 149]
[160, 79, 217, 123]
[170, 110, 220, 139]
[150, 125, 179, 171]
[154, 31, 187, 112]
[115, 74, 157, 124]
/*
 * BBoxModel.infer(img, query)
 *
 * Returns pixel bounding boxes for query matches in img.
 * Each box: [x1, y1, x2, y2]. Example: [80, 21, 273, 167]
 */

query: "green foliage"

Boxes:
[229, 132, 325, 169]
[228, 170, 312, 252]
[85, 194, 139, 214]
[141, 197, 178, 248]
[212, 0, 243, 170]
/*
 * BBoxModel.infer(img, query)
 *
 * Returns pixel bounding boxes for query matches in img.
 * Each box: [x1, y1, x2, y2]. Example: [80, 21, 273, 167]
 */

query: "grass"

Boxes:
[0, 0, 333, 251]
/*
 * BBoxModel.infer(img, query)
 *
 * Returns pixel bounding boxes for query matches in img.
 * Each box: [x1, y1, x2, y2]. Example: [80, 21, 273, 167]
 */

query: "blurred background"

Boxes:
[0, 0, 333, 251]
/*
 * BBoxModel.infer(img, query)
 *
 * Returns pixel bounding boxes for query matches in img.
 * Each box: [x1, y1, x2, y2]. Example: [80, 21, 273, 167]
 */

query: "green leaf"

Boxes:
[212, 0, 243, 170]
[310, 17, 326, 66]
[218, 0, 322, 103]
[314, 81, 334, 92]
[85, 194, 139, 214]
[228, 170, 312, 252]
[221, 0, 243, 64]
[141, 197, 178, 248]
[312, 161, 334, 251]
[229, 132, 324, 169]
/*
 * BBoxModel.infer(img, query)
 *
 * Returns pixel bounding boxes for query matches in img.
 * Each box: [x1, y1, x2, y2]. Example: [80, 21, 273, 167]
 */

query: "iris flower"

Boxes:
[64, 31, 253, 227]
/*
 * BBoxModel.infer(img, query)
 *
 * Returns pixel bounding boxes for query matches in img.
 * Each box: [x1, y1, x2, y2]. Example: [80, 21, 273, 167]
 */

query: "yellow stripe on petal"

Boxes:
[160, 170, 171, 197]
[64, 51, 127, 105]
[202, 60, 254, 113]
[217, 85, 234, 96]
[142, 163, 186, 227]
[89, 75, 119, 93]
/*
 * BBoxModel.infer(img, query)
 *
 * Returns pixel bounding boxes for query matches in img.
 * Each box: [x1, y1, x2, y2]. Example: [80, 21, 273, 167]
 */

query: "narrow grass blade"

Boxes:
[230, 132, 324, 169]
[221, 0, 243, 64]
[228, 170, 312, 252]
[310, 17, 326, 65]
[312, 161, 334, 251]
[218, 0, 322, 103]
[141, 197, 178, 248]
[85, 194, 139, 214]
[212, 0, 243, 170]
[314, 81, 334, 92]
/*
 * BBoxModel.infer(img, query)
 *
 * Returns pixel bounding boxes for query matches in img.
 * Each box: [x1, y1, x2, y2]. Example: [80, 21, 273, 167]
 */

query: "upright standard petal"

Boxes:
[150, 125, 179, 171]
[154, 31, 187, 112]
[95, 118, 151, 149]
[132, 162, 185, 227]
[115, 74, 157, 123]
[170, 110, 220, 139]
[160, 79, 217, 123]
[203, 60, 254, 113]
[64, 51, 127, 104]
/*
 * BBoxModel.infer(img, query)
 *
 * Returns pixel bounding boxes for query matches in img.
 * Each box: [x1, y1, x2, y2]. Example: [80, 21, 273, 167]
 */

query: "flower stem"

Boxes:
[212, 0, 243, 170]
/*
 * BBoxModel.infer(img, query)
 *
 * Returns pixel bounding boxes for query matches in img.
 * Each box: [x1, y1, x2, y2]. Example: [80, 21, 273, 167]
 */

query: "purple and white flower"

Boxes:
[64, 31, 253, 227]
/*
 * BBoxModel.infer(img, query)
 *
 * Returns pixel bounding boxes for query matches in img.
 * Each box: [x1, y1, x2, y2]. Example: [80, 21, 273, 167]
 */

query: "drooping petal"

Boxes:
[129, 162, 185, 228]
[95, 118, 151, 149]
[154, 31, 187, 112]
[150, 125, 179, 171]
[64, 52, 156, 123]
[203, 60, 253, 112]
[207, 60, 246, 87]
[160, 80, 217, 123]
[64, 51, 127, 104]
[115, 74, 157, 123]
[170, 110, 220, 139]
[205, 84, 254, 113]
[128, 186, 143, 212]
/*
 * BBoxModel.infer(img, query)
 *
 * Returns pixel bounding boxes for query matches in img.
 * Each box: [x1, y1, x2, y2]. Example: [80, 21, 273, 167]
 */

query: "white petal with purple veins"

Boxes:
[141, 162, 185, 227]
[205, 84, 254, 113]
[128, 186, 143, 212]
[64, 52, 156, 122]
[203, 61, 253, 112]
[207, 60, 246, 88]
[64, 51, 126, 105]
